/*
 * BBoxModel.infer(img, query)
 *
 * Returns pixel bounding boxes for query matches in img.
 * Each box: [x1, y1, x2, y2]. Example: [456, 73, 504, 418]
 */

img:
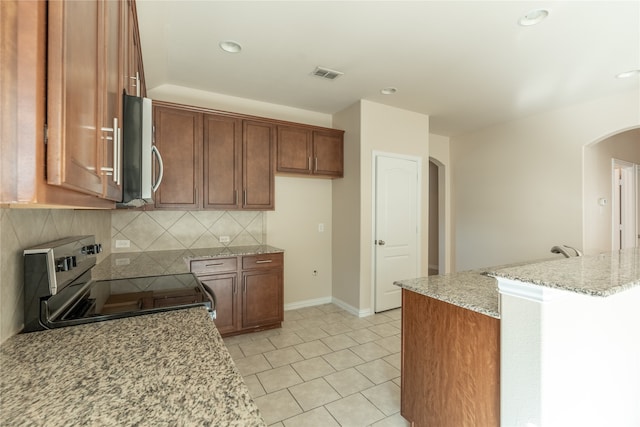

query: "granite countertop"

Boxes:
[489, 247, 640, 297]
[93, 245, 284, 281]
[394, 270, 501, 319]
[0, 307, 266, 427]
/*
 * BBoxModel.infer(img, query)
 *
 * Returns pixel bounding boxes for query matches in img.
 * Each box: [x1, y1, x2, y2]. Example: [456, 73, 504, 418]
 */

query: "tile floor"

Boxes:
[223, 304, 410, 427]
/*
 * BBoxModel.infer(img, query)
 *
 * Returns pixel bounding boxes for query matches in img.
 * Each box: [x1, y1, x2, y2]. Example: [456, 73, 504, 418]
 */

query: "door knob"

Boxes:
[376, 240, 386, 246]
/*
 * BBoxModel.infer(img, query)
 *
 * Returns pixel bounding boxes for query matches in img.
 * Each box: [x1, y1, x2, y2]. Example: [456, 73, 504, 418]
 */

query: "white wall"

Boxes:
[429, 133, 452, 273]
[147, 84, 336, 308]
[359, 101, 429, 312]
[451, 90, 640, 271]
[583, 128, 640, 254]
[332, 102, 362, 311]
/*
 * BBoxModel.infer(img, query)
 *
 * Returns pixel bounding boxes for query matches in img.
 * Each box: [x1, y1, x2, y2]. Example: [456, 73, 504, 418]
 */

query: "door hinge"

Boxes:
[43, 123, 48, 145]
[43, 123, 48, 179]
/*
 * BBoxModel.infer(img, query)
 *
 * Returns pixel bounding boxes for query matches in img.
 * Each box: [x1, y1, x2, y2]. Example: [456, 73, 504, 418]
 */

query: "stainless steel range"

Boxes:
[23, 235, 215, 332]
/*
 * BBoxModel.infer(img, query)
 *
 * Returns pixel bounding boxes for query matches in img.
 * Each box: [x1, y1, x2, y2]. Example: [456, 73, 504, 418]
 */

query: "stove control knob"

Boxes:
[55, 256, 75, 272]
[81, 244, 102, 255]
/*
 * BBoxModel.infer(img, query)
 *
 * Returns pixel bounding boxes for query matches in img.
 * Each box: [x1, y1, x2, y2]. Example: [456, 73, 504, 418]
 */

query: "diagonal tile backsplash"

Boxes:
[111, 210, 266, 252]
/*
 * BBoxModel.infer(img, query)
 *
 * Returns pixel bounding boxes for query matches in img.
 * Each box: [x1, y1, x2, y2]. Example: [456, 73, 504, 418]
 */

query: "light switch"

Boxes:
[318, 223, 325, 233]
[115, 240, 130, 248]
[219, 236, 230, 243]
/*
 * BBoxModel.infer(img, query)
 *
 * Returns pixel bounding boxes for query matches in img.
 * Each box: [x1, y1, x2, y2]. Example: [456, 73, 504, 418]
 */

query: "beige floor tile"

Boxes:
[269, 332, 304, 349]
[321, 333, 358, 351]
[268, 423, 284, 427]
[340, 317, 375, 330]
[383, 352, 401, 370]
[291, 357, 336, 381]
[224, 343, 244, 360]
[284, 310, 304, 321]
[240, 338, 277, 356]
[281, 319, 303, 331]
[323, 367, 375, 397]
[222, 333, 255, 346]
[392, 377, 401, 387]
[371, 412, 411, 427]
[367, 323, 401, 337]
[257, 365, 304, 393]
[264, 347, 304, 367]
[390, 319, 401, 329]
[346, 328, 383, 344]
[295, 327, 330, 342]
[296, 317, 328, 329]
[243, 374, 266, 398]
[283, 406, 340, 427]
[288, 377, 342, 411]
[350, 342, 391, 362]
[322, 312, 349, 324]
[316, 304, 345, 314]
[384, 309, 402, 320]
[367, 313, 394, 325]
[234, 354, 272, 376]
[254, 389, 302, 425]
[294, 307, 324, 318]
[322, 348, 365, 371]
[320, 322, 354, 336]
[356, 359, 400, 385]
[362, 381, 401, 416]
[249, 329, 284, 341]
[375, 335, 401, 353]
[294, 340, 333, 359]
[325, 393, 385, 426]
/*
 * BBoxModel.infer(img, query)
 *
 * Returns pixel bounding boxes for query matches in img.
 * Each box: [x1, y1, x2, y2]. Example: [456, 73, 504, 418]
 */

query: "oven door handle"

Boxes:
[199, 281, 217, 316]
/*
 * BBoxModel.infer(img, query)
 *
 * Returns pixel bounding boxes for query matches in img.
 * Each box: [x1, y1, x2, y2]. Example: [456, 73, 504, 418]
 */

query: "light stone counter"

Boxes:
[489, 247, 640, 297]
[93, 245, 284, 281]
[394, 270, 501, 318]
[0, 307, 265, 426]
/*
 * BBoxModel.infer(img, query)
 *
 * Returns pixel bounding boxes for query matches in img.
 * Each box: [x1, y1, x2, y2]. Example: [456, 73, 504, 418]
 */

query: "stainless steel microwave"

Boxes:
[120, 94, 163, 206]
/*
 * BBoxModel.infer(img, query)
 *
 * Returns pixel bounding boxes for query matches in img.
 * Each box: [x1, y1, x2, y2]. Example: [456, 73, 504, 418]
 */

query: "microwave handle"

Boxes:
[151, 145, 164, 192]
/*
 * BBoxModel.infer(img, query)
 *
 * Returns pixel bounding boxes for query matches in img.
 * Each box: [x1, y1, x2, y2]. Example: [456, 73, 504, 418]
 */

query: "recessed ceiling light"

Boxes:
[616, 69, 640, 79]
[219, 40, 242, 53]
[518, 9, 549, 26]
[381, 87, 397, 95]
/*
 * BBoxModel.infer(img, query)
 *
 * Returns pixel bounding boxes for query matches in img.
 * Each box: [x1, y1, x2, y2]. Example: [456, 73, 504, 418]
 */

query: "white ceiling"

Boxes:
[136, 1, 640, 136]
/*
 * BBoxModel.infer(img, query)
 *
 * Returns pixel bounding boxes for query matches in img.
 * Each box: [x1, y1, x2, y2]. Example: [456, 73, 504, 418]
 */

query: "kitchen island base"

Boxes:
[401, 289, 500, 427]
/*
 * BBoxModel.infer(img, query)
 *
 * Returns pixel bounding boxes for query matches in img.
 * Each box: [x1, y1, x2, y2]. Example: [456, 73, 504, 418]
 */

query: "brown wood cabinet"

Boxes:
[276, 126, 344, 178]
[152, 102, 275, 210]
[1, 0, 145, 207]
[153, 105, 203, 209]
[190, 253, 284, 337]
[401, 289, 500, 427]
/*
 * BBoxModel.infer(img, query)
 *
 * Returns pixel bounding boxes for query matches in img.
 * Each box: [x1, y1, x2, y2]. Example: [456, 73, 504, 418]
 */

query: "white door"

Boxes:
[374, 154, 419, 312]
[612, 160, 638, 250]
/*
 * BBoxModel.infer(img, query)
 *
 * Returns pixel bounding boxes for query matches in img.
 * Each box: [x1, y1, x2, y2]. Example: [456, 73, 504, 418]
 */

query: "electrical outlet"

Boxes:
[219, 235, 230, 243]
[115, 258, 130, 266]
[115, 240, 130, 248]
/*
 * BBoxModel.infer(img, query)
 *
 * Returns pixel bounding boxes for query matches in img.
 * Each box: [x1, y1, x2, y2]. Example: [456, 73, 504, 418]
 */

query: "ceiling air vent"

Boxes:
[311, 66, 344, 80]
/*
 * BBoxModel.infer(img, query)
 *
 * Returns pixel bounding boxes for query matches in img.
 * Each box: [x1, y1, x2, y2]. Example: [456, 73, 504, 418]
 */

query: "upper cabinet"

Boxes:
[276, 126, 344, 178]
[1, 0, 145, 207]
[153, 102, 275, 210]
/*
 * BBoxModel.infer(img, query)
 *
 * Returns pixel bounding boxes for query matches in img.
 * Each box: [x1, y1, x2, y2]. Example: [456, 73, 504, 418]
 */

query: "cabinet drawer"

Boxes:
[190, 257, 238, 275]
[242, 253, 283, 270]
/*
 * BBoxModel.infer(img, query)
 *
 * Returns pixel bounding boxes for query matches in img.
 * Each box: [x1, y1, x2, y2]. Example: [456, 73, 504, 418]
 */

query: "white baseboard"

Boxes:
[331, 297, 373, 318]
[284, 296, 332, 311]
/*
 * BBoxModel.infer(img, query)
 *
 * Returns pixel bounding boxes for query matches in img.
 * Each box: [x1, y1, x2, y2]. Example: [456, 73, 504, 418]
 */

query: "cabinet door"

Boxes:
[47, 0, 104, 196]
[200, 273, 238, 336]
[203, 114, 242, 209]
[276, 126, 312, 174]
[241, 269, 283, 329]
[243, 121, 275, 210]
[313, 130, 344, 177]
[101, 0, 123, 201]
[153, 106, 203, 209]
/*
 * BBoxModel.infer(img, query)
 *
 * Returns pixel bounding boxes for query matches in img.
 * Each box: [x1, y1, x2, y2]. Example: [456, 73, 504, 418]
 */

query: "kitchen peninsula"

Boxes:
[395, 248, 640, 427]
[0, 308, 265, 426]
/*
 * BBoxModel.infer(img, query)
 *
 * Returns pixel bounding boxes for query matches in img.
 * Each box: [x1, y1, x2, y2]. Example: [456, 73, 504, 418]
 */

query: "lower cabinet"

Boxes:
[191, 252, 283, 336]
